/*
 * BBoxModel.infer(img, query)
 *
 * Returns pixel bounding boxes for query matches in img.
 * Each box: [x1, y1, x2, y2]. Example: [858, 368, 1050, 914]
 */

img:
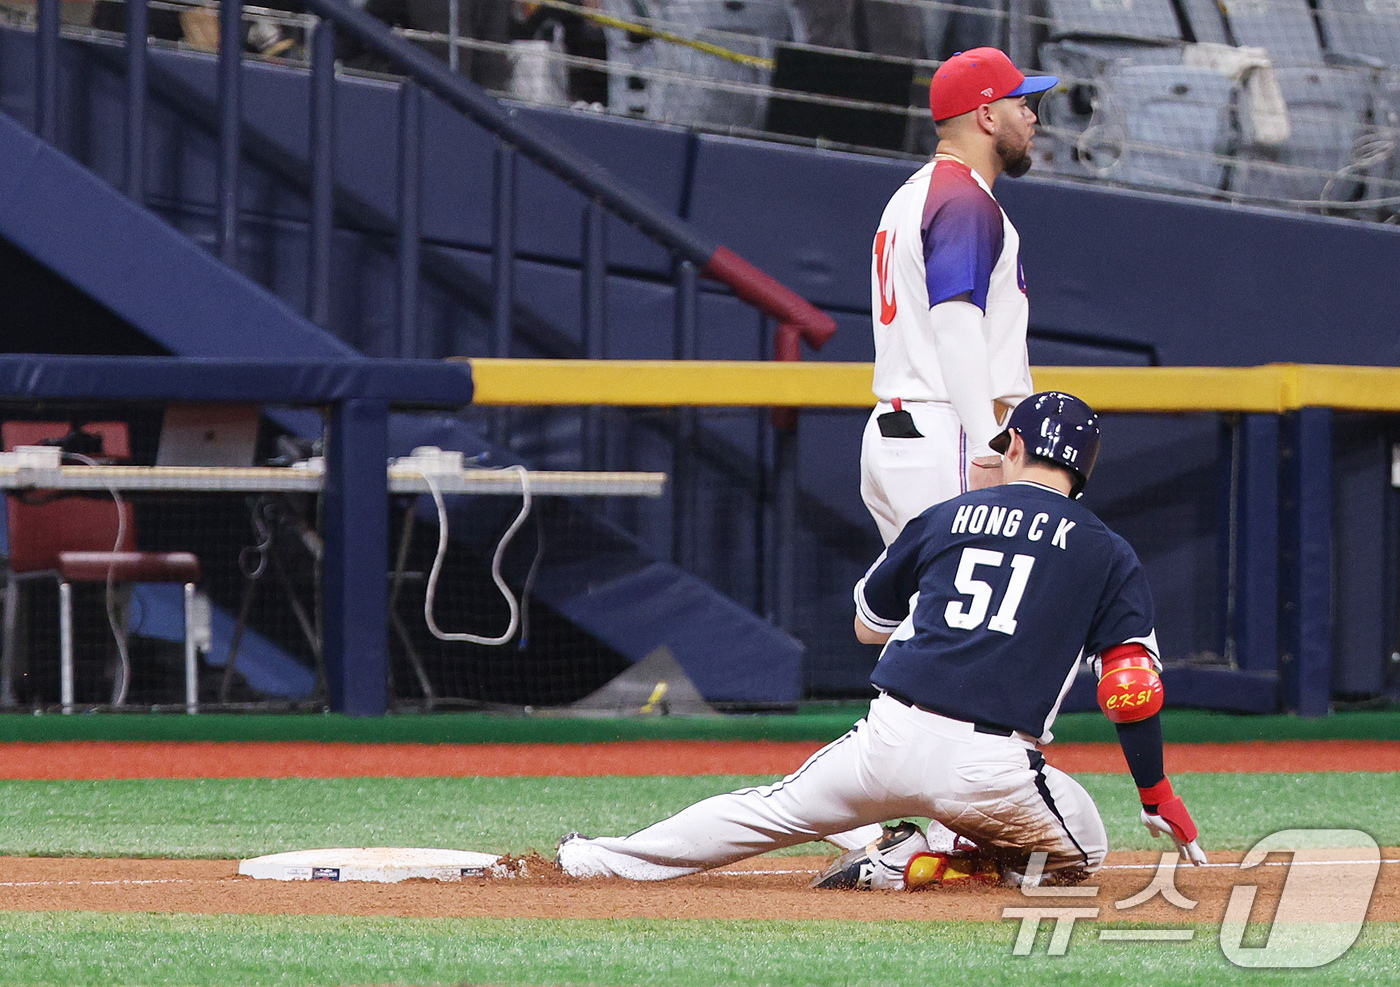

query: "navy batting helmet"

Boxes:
[989, 391, 1100, 498]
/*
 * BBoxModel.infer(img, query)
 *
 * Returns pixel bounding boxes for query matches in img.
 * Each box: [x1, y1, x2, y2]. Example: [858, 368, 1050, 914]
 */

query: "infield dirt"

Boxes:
[0, 851, 1396, 924]
[1, 739, 1394, 925]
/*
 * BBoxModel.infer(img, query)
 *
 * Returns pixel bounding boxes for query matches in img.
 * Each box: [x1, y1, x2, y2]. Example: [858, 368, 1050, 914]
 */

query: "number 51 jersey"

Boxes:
[855, 480, 1158, 742]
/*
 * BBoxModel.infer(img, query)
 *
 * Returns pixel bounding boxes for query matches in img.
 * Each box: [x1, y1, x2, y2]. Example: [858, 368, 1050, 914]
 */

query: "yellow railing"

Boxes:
[462, 360, 1400, 413]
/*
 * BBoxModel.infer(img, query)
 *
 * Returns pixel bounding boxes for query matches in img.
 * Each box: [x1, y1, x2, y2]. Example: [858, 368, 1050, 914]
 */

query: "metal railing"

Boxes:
[30, 0, 1400, 221]
[24, 0, 836, 365]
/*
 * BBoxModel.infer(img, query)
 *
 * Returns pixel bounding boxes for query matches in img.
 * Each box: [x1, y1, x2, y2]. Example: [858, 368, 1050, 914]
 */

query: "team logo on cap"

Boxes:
[981, 88, 994, 97]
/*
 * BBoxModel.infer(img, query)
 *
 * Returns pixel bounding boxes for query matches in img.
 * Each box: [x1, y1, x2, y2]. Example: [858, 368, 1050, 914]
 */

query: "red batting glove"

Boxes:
[1138, 779, 1207, 865]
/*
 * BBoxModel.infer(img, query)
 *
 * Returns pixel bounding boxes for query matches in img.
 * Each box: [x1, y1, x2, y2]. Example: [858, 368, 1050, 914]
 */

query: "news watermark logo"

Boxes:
[1002, 829, 1382, 968]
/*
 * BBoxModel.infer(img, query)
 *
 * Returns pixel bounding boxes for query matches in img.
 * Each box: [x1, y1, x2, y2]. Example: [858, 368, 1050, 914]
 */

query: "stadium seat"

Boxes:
[1317, 0, 1400, 67]
[1175, 0, 1232, 45]
[0, 422, 203, 713]
[1229, 65, 1374, 205]
[1035, 0, 1191, 177]
[1217, 0, 1328, 65]
[600, 0, 793, 130]
[1365, 73, 1400, 213]
[1042, 0, 1183, 42]
[1074, 63, 1236, 192]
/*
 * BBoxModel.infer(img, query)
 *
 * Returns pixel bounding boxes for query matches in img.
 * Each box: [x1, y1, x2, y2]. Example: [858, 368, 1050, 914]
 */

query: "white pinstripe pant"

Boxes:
[557, 694, 1108, 881]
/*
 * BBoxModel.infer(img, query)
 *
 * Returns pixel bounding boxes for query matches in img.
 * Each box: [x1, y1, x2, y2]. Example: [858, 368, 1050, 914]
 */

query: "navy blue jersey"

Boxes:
[857, 480, 1157, 741]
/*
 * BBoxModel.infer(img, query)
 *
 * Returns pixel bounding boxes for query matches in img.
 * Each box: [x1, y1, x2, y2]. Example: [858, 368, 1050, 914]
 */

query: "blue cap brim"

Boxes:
[1007, 74, 1058, 97]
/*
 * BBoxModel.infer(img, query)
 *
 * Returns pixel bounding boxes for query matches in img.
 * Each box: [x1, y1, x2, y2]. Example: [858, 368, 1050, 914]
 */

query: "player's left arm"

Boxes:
[1088, 542, 1206, 865]
[1092, 647, 1206, 865]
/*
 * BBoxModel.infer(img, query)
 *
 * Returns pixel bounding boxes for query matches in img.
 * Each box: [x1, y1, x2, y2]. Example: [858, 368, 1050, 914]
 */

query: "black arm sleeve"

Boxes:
[1115, 715, 1166, 793]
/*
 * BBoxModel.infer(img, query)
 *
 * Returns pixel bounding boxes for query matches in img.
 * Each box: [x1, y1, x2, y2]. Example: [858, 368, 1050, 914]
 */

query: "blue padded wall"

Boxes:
[8, 26, 1400, 701]
[686, 135, 910, 313]
[997, 179, 1400, 366]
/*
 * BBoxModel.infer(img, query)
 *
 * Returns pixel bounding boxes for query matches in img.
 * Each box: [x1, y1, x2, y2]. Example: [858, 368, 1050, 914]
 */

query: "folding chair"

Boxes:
[0, 422, 203, 713]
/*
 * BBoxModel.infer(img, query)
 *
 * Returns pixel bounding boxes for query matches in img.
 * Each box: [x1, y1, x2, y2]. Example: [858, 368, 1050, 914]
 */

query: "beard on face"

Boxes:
[995, 131, 1033, 178]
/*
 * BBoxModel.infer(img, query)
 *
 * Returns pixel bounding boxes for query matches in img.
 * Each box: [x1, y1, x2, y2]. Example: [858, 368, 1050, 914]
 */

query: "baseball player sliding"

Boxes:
[557, 393, 1207, 888]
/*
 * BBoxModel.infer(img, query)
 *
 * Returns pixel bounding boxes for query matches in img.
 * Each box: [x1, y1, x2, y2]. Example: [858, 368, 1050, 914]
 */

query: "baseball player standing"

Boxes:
[557, 393, 1207, 888]
[863, 47, 1055, 546]
[832, 46, 1058, 858]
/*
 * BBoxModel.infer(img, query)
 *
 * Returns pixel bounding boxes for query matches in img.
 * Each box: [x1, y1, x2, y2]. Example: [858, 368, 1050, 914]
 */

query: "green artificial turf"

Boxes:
[0, 913, 1394, 987]
[0, 772, 1395, 859]
[0, 774, 1395, 987]
[0, 706, 1396, 743]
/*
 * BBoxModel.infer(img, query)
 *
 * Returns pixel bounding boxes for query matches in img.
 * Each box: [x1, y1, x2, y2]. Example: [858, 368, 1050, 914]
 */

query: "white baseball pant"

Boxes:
[840, 398, 980, 851]
[558, 694, 1108, 881]
[860, 400, 972, 548]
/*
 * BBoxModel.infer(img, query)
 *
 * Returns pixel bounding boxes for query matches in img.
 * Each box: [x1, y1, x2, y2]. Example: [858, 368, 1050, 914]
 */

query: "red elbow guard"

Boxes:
[1097, 643, 1163, 724]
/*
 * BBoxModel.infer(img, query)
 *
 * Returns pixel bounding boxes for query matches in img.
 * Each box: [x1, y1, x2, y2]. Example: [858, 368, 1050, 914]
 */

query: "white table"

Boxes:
[0, 464, 666, 712]
[0, 464, 667, 497]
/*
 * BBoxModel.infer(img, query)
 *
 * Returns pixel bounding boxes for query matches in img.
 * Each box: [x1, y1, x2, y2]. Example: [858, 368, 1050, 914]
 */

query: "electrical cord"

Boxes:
[421, 465, 533, 646]
[518, 509, 545, 650]
[62, 451, 133, 706]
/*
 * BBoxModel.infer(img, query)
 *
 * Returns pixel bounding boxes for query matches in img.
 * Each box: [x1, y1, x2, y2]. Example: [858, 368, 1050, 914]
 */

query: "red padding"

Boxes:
[1153, 795, 1199, 843]
[701, 246, 837, 351]
[1137, 778, 1175, 806]
[58, 551, 201, 584]
[1100, 642, 1153, 668]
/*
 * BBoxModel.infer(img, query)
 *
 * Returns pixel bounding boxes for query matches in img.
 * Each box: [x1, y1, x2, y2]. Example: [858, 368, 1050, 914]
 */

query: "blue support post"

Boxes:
[397, 81, 422, 357]
[217, 0, 244, 266]
[1235, 413, 1280, 675]
[36, 0, 59, 143]
[671, 260, 697, 569]
[308, 18, 336, 327]
[491, 142, 517, 360]
[322, 399, 390, 715]
[773, 421, 798, 631]
[1279, 407, 1332, 716]
[125, 0, 149, 203]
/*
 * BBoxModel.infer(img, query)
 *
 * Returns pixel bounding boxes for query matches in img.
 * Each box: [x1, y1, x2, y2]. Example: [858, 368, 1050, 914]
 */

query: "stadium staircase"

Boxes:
[0, 6, 819, 708]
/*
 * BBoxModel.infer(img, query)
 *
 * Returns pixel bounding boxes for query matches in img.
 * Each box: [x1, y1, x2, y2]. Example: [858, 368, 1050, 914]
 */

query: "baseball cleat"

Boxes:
[903, 851, 1002, 890]
[811, 820, 931, 890]
[555, 832, 598, 878]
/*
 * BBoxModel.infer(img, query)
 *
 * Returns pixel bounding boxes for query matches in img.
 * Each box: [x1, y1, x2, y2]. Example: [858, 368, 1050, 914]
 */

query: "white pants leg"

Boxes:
[561, 726, 889, 880]
[559, 696, 1107, 881]
[930, 730, 1107, 879]
[844, 402, 968, 853]
[859, 402, 968, 547]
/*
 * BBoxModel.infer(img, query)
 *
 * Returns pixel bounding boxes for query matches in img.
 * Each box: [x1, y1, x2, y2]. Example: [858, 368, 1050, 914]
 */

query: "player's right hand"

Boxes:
[969, 456, 1004, 490]
[1140, 795, 1207, 865]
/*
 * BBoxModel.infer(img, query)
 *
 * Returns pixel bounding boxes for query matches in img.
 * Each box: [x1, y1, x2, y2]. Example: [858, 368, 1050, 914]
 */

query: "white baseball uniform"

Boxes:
[861, 156, 1035, 546]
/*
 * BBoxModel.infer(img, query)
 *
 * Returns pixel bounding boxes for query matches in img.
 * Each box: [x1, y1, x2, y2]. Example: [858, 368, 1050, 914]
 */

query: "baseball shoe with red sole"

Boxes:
[903, 850, 1002, 889]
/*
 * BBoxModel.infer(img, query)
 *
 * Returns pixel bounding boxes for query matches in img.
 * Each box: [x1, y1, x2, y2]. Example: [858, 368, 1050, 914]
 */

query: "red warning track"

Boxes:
[0, 739, 1395, 779]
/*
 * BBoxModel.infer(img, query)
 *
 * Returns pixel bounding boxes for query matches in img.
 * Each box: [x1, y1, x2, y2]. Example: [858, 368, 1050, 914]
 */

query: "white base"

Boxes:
[238, 847, 506, 883]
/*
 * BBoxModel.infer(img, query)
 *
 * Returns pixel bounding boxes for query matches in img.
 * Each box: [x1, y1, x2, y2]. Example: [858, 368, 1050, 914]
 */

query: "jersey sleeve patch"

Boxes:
[921, 166, 1004, 311]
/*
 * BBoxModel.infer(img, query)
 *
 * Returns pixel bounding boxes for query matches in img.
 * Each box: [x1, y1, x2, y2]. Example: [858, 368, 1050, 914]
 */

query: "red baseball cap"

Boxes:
[928, 48, 1057, 122]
